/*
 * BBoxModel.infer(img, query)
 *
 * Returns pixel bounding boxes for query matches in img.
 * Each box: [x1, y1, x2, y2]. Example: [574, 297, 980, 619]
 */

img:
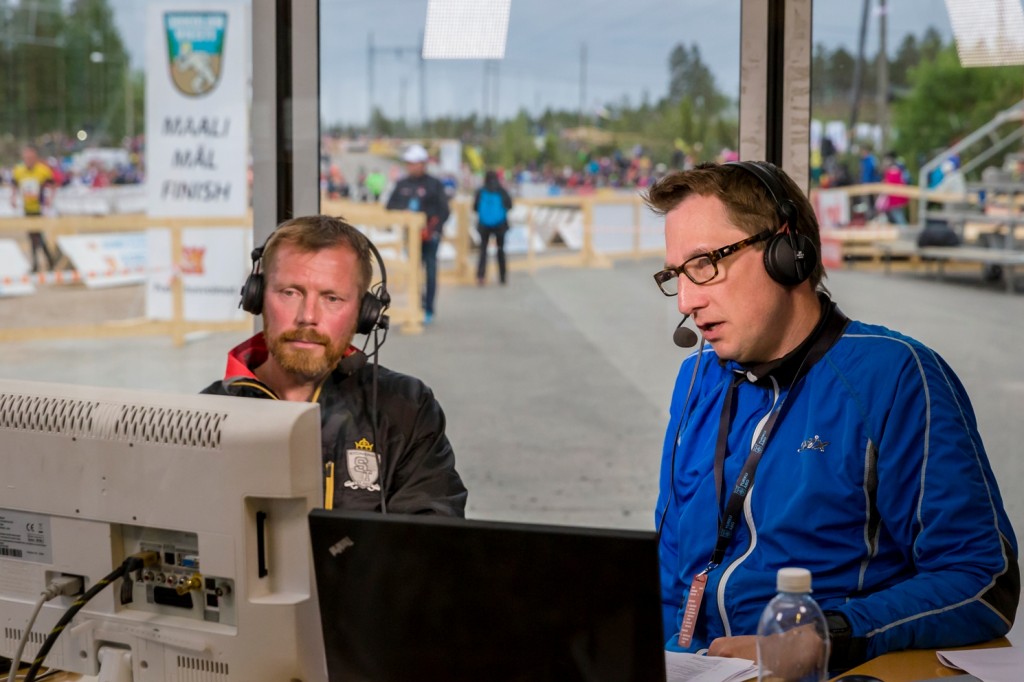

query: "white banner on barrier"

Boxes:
[813, 189, 851, 229]
[56, 232, 148, 288]
[438, 140, 462, 176]
[145, 1, 250, 218]
[0, 239, 35, 297]
[145, 227, 250, 322]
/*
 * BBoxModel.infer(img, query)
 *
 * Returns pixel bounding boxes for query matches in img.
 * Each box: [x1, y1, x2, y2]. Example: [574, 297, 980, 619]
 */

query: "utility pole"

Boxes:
[124, 60, 133, 140]
[579, 42, 588, 126]
[482, 60, 500, 132]
[2, 0, 16, 139]
[877, 0, 889, 153]
[848, 0, 871, 136]
[367, 32, 375, 134]
[482, 61, 490, 130]
[418, 31, 426, 134]
[367, 31, 424, 135]
[400, 76, 408, 123]
[492, 60, 500, 126]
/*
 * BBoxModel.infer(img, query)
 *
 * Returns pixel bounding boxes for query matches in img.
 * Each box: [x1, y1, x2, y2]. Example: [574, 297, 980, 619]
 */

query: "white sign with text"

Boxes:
[56, 232, 148, 288]
[146, 227, 250, 321]
[813, 189, 851, 229]
[145, 1, 249, 217]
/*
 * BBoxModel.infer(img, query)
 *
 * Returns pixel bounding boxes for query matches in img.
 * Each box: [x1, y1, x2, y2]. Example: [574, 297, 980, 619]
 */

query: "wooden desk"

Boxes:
[836, 638, 1009, 682]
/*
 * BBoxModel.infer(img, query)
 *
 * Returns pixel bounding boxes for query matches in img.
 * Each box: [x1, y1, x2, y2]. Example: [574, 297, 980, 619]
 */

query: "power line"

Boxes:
[367, 31, 425, 132]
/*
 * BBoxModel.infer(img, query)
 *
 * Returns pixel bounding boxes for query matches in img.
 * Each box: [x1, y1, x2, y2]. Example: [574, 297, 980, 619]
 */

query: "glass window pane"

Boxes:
[1, 0, 255, 378]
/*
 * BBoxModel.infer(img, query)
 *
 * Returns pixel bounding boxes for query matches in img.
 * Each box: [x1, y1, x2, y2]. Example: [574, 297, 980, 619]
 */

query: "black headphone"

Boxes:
[239, 228, 391, 336]
[724, 161, 819, 287]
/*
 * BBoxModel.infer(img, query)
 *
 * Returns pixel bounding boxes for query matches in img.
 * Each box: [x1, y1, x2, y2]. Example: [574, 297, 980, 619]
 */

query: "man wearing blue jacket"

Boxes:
[646, 161, 1019, 671]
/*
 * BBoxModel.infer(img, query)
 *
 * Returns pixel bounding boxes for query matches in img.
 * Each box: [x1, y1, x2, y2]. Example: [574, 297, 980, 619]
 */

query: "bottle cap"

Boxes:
[777, 567, 812, 593]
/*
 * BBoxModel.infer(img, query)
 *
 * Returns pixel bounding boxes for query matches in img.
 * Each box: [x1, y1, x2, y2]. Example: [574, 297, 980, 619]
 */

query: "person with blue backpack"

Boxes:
[473, 170, 513, 286]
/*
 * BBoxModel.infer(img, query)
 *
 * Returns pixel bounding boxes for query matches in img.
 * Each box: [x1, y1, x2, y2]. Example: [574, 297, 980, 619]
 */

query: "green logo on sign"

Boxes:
[165, 12, 227, 97]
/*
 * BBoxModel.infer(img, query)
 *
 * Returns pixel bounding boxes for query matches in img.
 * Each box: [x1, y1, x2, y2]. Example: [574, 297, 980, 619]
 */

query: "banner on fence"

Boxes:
[0, 239, 34, 297]
[146, 227, 250, 321]
[146, 1, 249, 217]
[813, 189, 851, 229]
[56, 233, 148, 288]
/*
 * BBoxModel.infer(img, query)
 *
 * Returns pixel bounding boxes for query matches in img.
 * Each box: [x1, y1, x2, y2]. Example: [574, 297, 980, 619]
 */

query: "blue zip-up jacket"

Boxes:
[657, 302, 1018, 664]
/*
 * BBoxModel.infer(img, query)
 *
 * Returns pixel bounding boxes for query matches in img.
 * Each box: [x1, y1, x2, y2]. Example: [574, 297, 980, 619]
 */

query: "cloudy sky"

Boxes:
[110, 0, 955, 126]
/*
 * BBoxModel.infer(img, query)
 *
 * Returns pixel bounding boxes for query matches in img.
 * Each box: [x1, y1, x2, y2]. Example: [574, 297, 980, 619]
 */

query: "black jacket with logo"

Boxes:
[201, 334, 467, 516]
[385, 173, 451, 239]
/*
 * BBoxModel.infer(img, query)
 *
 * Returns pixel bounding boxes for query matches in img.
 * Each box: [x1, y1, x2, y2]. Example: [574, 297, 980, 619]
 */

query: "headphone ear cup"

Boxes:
[356, 291, 384, 335]
[763, 232, 818, 286]
[239, 273, 265, 315]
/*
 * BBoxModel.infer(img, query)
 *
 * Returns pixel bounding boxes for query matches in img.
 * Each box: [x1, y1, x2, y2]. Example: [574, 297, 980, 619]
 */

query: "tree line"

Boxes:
[5, 1, 1022, 184]
[0, 0, 136, 160]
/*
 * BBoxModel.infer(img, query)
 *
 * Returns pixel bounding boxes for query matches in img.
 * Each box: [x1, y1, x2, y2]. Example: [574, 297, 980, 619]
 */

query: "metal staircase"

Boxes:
[917, 98, 1024, 227]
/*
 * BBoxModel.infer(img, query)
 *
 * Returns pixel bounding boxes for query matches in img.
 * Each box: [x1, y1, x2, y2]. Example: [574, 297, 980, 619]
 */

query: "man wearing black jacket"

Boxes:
[202, 215, 467, 515]
[386, 144, 450, 325]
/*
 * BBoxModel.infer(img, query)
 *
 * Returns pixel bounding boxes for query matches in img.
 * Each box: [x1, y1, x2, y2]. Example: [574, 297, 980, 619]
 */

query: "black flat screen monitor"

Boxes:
[308, 509, 665, 682]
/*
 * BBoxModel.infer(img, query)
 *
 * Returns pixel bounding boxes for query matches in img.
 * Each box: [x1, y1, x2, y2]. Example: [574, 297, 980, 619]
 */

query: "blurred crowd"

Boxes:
[0, 140, 145, 194]
[319, 139, 746, 204]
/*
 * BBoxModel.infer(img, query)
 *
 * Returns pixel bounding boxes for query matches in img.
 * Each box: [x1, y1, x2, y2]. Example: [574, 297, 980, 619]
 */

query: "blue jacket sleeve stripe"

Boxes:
[841, 335, 1016, 648]
[856, 440, 880, 594]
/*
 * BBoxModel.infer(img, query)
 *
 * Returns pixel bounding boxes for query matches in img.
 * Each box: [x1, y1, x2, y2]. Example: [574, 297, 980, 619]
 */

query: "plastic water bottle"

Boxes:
[756, 567, 830, 682]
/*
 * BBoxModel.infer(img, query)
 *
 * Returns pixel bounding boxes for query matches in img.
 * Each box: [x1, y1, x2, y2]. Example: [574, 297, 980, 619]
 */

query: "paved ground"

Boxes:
[2, 259, 1023, 639]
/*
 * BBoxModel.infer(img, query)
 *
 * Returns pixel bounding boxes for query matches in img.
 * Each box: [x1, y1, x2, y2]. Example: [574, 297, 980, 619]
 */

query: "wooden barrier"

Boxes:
[0, 207, 427, 345]
[320, 199, 425, 334]
[819, 227, 902, 268]
[445, 192, 666, 285]
[0, 214, 252, 346]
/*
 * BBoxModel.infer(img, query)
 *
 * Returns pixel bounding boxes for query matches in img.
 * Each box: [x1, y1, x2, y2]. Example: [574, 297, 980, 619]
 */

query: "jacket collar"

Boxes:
[729, 292, 849, 387]
[223, 332, 366, 382]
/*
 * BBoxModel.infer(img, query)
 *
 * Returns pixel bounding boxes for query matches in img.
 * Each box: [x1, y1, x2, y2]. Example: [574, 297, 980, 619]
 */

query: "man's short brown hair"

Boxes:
[644, 162, 826, 288]
[261, 215, 374, 294]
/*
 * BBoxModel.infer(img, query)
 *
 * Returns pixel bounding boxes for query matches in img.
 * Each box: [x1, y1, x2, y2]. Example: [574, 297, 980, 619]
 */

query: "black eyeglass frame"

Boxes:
[653, 229, 773, 295]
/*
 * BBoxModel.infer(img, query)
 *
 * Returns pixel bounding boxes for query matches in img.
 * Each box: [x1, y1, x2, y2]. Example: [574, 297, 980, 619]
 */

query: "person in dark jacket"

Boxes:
[386, 144, 450, 325]
[473, 170, 513, 286]
[202, 215, 467, 516]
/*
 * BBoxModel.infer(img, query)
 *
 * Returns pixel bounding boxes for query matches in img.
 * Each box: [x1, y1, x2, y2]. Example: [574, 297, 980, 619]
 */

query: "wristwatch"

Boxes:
[823, 610, 867, 671]
[825, 610, 851, 639]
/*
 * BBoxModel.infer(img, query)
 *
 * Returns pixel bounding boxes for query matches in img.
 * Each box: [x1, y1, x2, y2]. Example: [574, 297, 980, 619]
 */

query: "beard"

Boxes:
[266, 326, 352, 381]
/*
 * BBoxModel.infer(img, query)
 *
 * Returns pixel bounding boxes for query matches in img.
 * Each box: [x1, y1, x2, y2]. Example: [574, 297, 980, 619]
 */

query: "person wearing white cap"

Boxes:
[386, 144, 450, 325]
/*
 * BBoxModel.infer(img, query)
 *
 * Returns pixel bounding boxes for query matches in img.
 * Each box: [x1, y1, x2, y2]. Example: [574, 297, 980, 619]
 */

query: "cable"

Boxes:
[7, 595, 44, 682]
[358, 321, 390, 361]
[656, 339, 706, 539]
[372, 325, 387, 514]
[23, 553, 156, 682]
[21, 565, 123, 682]
[7, 577, 83, 682]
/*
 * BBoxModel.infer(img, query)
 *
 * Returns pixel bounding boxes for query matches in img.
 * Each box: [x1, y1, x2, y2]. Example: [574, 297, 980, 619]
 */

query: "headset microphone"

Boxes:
[673, 315, 699, 348]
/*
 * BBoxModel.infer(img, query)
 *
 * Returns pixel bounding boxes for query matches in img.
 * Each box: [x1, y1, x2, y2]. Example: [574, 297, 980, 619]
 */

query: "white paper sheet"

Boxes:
[665, 651, 758, 682]
[937, 646, 1024, 682]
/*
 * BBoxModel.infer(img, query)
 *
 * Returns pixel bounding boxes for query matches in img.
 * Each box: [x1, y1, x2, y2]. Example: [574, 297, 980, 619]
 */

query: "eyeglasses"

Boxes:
[653, 230, 772, 296]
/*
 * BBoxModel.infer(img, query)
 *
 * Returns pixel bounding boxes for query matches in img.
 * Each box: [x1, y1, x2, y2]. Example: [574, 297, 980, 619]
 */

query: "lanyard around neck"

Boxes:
[709, 374, 782, 568]
[706, 303, 849, 570]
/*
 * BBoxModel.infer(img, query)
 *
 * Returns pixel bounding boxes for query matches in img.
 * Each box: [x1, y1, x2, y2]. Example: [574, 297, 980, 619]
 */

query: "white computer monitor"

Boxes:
[0, 378, 327, 681]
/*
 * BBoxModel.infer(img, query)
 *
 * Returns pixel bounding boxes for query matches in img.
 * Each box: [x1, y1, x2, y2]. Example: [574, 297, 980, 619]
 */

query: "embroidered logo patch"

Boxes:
[798, 434, 830, 454]
[344, 438, 380, 491]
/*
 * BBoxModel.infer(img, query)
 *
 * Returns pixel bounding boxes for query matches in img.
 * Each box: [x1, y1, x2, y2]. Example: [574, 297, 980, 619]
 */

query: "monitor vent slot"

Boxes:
[175, 655, 229, 680]
[2, 627, 62, 668]
[0, 392, 225, 450]
[108, 404, 225, 449]
[0, 393, 98, 437]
